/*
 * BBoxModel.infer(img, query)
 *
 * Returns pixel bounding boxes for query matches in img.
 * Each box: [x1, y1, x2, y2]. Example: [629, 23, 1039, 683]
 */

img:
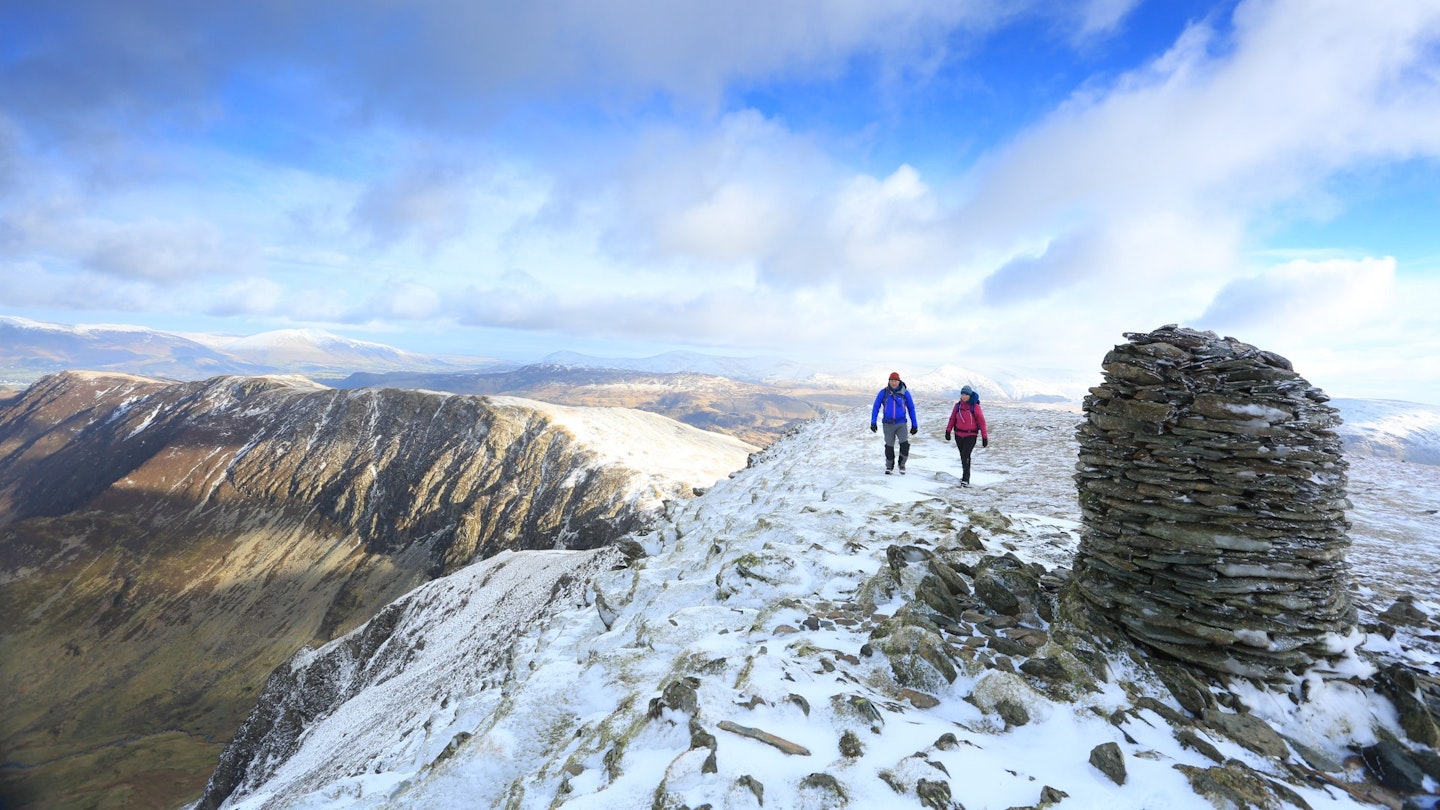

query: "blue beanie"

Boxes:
[960, 385, 974, 395]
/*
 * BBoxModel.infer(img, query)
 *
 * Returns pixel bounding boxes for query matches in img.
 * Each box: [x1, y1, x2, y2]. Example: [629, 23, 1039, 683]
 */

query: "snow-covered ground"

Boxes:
[1335, 398, 1440, 467]
[488, 394, 761, 508]
[210, 400, 1440, 809]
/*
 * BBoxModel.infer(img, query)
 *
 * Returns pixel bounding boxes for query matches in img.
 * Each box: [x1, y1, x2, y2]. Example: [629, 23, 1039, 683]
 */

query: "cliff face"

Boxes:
[0, 371, 754, 809]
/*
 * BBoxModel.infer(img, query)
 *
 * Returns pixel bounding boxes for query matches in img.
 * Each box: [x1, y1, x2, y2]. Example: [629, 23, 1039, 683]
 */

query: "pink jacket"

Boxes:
[946, 401, 987, 440]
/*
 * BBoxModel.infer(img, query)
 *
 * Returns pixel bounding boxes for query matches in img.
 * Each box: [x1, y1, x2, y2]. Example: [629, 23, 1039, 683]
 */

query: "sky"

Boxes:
[3, 0, 1440, 403]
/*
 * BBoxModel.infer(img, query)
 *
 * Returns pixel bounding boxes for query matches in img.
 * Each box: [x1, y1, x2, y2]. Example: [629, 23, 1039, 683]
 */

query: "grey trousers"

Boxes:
[882, 422, 911, 468]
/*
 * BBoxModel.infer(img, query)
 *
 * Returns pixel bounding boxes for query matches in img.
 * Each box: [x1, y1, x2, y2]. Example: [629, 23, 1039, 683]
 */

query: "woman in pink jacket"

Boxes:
[944, 385, 988, 487]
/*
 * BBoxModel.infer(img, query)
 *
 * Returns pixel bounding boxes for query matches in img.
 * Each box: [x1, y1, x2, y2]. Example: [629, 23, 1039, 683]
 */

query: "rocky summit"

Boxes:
[195, 399, 1440, 810]
[0, 371, 754, 810]
[1067, 326, 1357, 680]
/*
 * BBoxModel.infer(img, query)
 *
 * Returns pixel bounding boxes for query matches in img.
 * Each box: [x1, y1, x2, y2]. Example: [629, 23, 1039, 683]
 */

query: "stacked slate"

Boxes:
[1067, 325, 1356, 679]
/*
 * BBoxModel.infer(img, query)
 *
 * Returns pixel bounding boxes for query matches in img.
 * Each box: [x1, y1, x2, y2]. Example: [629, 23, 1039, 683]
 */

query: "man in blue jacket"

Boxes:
[870, 371, 918, 474]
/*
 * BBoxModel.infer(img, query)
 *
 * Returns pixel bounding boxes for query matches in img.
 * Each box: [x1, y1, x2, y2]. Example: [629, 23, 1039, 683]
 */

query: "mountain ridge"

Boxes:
[0, 371, 754, 809]
[196, 400, 1440, 809]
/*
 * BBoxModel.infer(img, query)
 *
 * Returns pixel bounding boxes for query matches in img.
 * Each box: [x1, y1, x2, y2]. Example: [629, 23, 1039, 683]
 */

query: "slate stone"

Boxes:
[1064, 326, 1355, 679]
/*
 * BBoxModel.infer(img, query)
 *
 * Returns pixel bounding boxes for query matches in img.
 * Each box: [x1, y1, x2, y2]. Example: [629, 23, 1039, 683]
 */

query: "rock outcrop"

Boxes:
[1066, 326, 1356, 678]
[0, 371, 753, 809]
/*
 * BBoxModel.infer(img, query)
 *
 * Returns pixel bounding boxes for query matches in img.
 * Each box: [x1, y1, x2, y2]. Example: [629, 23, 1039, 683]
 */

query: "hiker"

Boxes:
[944, 385, 988, 487]
[870, 371, 918, 474]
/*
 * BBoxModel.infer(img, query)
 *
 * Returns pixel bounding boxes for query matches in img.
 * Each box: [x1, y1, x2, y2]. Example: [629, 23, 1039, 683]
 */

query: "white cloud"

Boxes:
[5, 0, 1440, 403]
[1072, 0, 1143, 41]
[349, 161, 475, 250]
[361, 281, 445, 321]
[1199, 256, 1396, 336]
[86, 219, 258, 281]
[206, 277, 287, 317]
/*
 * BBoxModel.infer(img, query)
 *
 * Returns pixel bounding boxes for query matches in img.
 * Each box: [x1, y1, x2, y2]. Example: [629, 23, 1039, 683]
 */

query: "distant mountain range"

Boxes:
[0, 316, 1090, 402]
[7, 316, 1440, 465]
[0, 316, 505, 384]
[541, 350, 1092, 402]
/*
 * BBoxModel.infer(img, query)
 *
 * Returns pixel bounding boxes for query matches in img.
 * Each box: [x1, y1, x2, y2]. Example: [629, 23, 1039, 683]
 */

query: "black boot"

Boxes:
[898, 442, 910, 473]
[885, 445, 895, 473]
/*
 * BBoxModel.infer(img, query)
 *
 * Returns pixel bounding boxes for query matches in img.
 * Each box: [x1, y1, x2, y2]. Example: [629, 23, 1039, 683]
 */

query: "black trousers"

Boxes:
[954, 435, 978, 482]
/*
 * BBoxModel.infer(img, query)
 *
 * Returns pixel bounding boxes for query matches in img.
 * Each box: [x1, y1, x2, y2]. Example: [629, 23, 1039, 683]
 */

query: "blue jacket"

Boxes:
[871, 383, 918, 427]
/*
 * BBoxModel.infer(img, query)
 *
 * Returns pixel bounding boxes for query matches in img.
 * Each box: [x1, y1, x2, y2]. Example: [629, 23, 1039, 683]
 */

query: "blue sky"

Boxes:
[3, 0, 1440, 402]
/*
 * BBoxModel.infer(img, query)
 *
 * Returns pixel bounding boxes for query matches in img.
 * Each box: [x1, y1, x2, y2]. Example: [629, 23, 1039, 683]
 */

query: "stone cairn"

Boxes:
[1066, 326, 1356, 679]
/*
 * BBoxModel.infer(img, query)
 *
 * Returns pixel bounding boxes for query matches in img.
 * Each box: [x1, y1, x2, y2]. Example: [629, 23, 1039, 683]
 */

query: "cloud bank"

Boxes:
[2, 0, 1440, 402]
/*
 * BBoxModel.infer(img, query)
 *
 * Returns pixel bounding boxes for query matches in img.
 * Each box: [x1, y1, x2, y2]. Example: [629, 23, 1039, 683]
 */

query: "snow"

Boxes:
[209, 399, 1440, 810]
[0, 314, 162, 335]
[486, 395, 759, 508]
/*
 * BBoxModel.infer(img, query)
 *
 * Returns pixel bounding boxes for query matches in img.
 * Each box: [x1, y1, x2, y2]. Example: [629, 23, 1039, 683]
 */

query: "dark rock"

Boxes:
[1377, 596, 1431, 628]
[839, 729, 864, 759]
[915, 778, 953, 810]
[1201, 709, 1289, 760]
[1174, 729, 1224, 763]
[1375, 662, 1440, 748]
[1038, 785, 1069, 807]
[956, 526, 986, 551]
[987, 635, 1033, 658]
[798, 772, 847, 804]
[613, 537, 647, 560]
[928, 560, 973, 598]
[1151, 660, 1216, 717]
[1360, 739, 1429, 793]
[1089, 741, 1126, 785]
[649, 677, 700, 719]
[786, 694, 811, 716]
[1018, 657, 1068, 683]
[736, 775, 764, 805]
[899, 688, 941, 709]
[973, 553, 1042, 619]
[1133, 696, 1190, 727]
[1176, 760, 1313, 810]
[996, 698, 1031, 728]
[878, 625, 958, 691]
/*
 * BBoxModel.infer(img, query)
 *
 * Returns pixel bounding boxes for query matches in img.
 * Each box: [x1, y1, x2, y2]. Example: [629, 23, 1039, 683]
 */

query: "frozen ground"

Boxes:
[210, 400, 1440, 809]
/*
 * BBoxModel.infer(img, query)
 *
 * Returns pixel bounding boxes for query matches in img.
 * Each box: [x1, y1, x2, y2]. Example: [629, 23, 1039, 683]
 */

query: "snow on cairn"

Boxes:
[202, 363, 1440, 809]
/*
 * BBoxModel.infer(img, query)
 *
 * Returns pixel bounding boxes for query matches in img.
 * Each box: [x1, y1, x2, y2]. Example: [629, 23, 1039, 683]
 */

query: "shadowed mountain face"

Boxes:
[336, 364, 872, 447]
[0, 372, 752, 810]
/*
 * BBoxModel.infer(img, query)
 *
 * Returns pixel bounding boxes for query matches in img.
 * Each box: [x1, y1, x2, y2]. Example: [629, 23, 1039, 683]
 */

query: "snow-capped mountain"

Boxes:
[541, 351, 1093, 403]
[0, 314, 270, 380]
[196, 328, 481, 375]
[539, 350, 817, 383]
[198, 401, 1440, 809]
[1333, 398, 1440, 466]
[0, 316, 504, 382]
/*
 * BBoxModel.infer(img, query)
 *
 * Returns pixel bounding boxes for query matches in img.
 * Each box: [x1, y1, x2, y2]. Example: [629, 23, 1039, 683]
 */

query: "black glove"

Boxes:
[982, 437, 988, 448]
[909, 426, 918, 435]
[870, 423, 877, 433]
[944, 432, 951, 441]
